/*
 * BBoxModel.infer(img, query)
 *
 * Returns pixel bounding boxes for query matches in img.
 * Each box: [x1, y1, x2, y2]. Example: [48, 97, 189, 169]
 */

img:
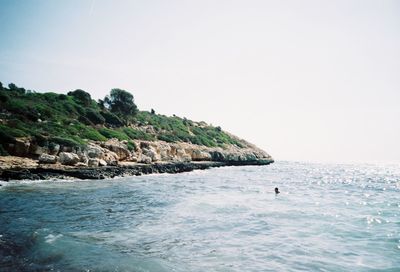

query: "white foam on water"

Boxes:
[45, 234, 63, 244]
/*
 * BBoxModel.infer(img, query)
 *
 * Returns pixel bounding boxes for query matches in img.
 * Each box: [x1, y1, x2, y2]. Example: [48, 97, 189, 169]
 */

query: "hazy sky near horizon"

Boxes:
[0, 0, 399, 163]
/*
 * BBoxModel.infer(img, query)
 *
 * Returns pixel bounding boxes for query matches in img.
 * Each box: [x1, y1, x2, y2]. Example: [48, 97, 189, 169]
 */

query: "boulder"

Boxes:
[138, 154, 152, 164]
[102, 150, 119, 165]
[107, 160, 118, 166]
[38, 154, 57, 164]
[59, 152, 80, 166]
[98, 159, 107, 167]
[88, 158, 100, 167]
[86, 144, 104, 159]
[129, 156, 138, 162]
[30, 145, 48, 156]
[142, 146, 160, 162]
[103, 139, 131, 161]
[77, 150, 89, 164]
[191, 149, 211, 161]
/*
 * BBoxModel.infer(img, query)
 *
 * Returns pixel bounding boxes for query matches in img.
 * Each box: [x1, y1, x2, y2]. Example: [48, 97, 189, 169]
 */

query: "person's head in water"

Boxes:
[275, 187, 280, 194]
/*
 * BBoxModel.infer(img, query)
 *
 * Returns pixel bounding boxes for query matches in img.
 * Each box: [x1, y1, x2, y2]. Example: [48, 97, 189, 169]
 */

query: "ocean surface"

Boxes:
[0, 161, 399, 272]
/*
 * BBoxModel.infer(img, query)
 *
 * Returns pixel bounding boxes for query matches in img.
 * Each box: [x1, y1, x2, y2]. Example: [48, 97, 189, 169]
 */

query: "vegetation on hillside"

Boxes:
[0, 81, 244, 155]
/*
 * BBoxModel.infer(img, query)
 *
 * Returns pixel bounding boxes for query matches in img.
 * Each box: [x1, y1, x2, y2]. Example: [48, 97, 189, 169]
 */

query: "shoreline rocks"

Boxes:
[0, 137, 274, 181]
[0, 160, 274, 181]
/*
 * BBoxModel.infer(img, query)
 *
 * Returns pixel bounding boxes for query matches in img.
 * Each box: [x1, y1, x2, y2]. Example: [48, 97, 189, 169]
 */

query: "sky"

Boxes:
[0, 0, 399, 164]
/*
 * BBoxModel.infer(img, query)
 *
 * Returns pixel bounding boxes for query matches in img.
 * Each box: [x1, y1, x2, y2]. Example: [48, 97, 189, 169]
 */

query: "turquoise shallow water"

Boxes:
[0, 161, 400, 271]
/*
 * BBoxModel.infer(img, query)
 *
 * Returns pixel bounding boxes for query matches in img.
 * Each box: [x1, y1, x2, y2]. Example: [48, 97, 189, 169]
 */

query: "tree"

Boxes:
[8, 83, 25, 94]
[98, 99, 105, 110]
[8, 83, 18, 91]
[151, 108, 155, 114]
[104, 88, 138, 116]
[67, 89, 92, 106]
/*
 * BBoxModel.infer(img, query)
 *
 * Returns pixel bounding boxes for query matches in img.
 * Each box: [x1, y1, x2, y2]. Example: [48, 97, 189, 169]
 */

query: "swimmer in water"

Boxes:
[275, 187, 280, 194]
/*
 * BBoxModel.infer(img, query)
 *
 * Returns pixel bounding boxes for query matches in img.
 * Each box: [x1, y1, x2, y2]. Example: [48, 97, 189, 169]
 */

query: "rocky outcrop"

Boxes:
[5, 138, 31, 157]
[128, 140, 272, 164]
[38, 154, 57, 164]
[2, 136, 273, 166]
[102, 139, 131, 161]
[88, 158, 100, 167]
[0, 132, 273, 179]
[59, 152, 80, 166]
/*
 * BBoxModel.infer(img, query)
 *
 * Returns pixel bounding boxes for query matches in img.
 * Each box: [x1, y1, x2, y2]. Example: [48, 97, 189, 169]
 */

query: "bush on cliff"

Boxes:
[68, 89, 92, 106]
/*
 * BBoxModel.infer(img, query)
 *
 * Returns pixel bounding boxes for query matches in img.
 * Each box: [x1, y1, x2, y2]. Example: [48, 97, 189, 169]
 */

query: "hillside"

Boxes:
[0, 81, 273, 173]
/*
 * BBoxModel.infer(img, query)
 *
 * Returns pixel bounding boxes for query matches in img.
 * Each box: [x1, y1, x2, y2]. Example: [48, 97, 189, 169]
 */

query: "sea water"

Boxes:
[0, 161, 399, 272]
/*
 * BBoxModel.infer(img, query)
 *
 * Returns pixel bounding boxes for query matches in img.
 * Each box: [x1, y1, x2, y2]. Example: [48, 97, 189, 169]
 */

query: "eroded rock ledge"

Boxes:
[0, 138, 273, 181]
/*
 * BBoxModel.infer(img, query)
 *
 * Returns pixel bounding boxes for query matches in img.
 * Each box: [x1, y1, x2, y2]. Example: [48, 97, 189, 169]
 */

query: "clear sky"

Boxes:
[0, 0, 399, 164]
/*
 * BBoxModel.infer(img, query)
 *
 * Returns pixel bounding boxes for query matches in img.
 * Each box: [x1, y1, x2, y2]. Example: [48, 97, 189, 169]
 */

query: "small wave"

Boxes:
[45, 234, 63, 244]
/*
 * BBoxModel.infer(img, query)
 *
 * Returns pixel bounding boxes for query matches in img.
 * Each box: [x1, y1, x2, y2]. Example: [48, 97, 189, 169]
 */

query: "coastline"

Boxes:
[0, 159, 274, 181]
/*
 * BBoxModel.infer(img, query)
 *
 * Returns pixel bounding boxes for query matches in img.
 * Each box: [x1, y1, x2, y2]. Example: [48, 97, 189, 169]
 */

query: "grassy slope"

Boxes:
[0, 84, 244, 155]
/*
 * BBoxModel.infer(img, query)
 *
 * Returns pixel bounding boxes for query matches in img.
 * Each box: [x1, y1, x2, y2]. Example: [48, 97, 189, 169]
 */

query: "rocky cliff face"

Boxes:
[2, 136, 273, 167]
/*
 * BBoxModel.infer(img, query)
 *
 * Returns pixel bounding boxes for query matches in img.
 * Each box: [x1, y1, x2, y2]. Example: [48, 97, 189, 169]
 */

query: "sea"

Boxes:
[0, 161, 399, 272]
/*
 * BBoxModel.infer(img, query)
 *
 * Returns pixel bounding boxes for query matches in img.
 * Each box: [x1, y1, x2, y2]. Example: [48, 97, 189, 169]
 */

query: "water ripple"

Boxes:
[0, 161, 400, 271]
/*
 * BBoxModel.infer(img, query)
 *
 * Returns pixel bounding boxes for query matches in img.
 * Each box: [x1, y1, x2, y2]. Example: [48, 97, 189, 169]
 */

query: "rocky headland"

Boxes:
[0, 83, 273, 181]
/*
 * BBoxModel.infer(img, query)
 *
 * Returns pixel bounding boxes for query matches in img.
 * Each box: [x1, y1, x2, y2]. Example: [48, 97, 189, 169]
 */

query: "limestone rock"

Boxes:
[102, 150, 119, 165]
[103, 139, 131, 161]
[138, 154, 152, 164]
[108, 160, 118, 166]
[190, 149, 211, 161]
[59, 152, 80, 166]
[87, 144, 104, 159]
[30, 145, 48, 156]
[88, 158, 100, 167]
[77, 150, 89, 164]
[98, 159, 107, 167]
[142, 146, 160, 162]
[38, 154, 57, 164]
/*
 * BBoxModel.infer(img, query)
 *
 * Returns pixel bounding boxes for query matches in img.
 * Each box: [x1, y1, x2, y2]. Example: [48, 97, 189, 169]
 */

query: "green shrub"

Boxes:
[0, 124, 26, 139]
[101, 111, 124, 127]
[8, 83, 25, 94]
[85, 109, 105, 125]
[80, 128, 107, 141]
[158, 133, 178, 143]
[67, 89, 92, 106]
[59, 94, 68, 100]
[0, 91, 8, 103]
[43, 92, 60, 103]
[127, 140, 137, 151]
[31, 133, 48, 146]
[49, 136, 83, 148]
[98, 128, 129, 141]
[123, 127, 155, 141]
[78, 115, 93, 125]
